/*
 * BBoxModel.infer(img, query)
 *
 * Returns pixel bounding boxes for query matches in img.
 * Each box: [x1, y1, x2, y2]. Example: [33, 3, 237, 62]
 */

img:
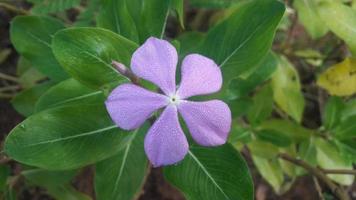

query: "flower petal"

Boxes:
[178, 100, 231, 146]
[144, 105, 189, 167]
[105, 83, 168, 130]
[176, 54, 222, 99]
[131, 37, 178, 95]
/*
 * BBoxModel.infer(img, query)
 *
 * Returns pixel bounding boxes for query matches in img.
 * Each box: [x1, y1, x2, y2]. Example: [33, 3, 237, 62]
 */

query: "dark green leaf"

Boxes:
[74, 0, 101, 27]
[0, 165, 10, 192]
[247, 84, 274, 125]
[255, 129, 292, 147]
[171, 0, 185, 28]
[177, 32, 205, 59]
[11, 82, 54, 117]
[97, 0, 139, 42]
[228, 97, 253, 118]
[5, 104, 133, 170]
[22, 169, 77, 187]
[29, 0, 81, 14]
[10, 16, 68, 81]
[52, 27, 137, 89]
[164, 144, 253, 200]
[334, 115, 356, 139]
[199, 0, 285, 97]
[341, 98, 356, 120]
[259, 119, 313, 142]
[323, 96, 344, 130]
[95, 125, 148, 200]
[189, 0, 242, 8]
[36, 79, 105, 112]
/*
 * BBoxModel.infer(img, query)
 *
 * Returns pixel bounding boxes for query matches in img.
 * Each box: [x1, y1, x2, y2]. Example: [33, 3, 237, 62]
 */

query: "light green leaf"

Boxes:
[293, 0, 328, 39]
[164, 144, 253, 200]
[189, 0, 242, 8]
[272, 55, 305, 122]
[10, 16, 68, 81]
[11, 82, 54, 117]
[199, 0, 285, 98]
[247, 83, 274, 125]
[5, 104, 133, 170]
[252, 156, 283, 193]
[171, 0, 184, 28]
[36, 78, 105, 112]
[323, 96, 344, 130]
[52, 27, 137, 89]
[248, 140, 279, 159]
[315, 139, 354, 185]
[317, 1, 356, 54]
[95, 125, 148, 200]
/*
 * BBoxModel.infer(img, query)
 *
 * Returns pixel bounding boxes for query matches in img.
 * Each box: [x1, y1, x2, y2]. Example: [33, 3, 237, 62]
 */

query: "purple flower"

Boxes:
[105, 37, 232, 167]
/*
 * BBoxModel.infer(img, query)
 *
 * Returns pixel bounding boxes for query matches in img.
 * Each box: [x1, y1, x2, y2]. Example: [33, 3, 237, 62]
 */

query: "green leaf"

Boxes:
[98, 0, 171, 43]
[22, 168, 91, 200]
[271, 55, 305, 122]
[228, 97, 253, 118]
[228, 52, 278, 99]
[342, 98, 356, 120]
[36, 79, 105, 112]
[97, 0, 139, 42]
[189, 0, 242, 8]
[11, 82, 54, 117]
[29, 0, 81, 14]
[171, 0, 184, 28]
[315, 139, 354, 185]
[0, 165, 10, 192]
[5, 104, 134, 170]
[323, 96, 344, 129]
[248, 140, 279, 159]
[293, 0, 328, 39]
[252, 156, 283, 193]
[176, 32, 205, 59]
[164, 144, 253, 200]
[52, 27, 137, 89]
[22, 169, 77, 187]
[199, 0, 285, 98]
[95, 125, 148, 200]
[334, 115, 356, 139]
[317, 1, 356, 54]
[259, 119, 313, 142]
[74, 0, 101, 27]
[247, 84, 274, 125]
[10, 16, 68, 81]
[255, 129, 292, 147]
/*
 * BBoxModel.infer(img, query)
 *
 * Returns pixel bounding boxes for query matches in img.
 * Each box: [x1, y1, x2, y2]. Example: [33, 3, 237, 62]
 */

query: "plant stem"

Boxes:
[278, 153, 350, 200]
[0, 85, 20, 92]
[322, 169, 356, 175]
[0, 2, 28, 15]
[0, 72, 19, 83]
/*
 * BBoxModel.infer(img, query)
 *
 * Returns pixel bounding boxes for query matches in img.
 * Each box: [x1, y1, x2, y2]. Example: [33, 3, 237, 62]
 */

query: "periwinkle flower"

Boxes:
[105, 37, 232, 167]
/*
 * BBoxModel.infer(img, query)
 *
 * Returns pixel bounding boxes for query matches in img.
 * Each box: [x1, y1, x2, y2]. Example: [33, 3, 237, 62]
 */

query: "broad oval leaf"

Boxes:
[255, 129, 292, 147]
[271, 55, 305, 123]
[323, 96, 344, 130]
[247, 83, 274, 125]
[52, 27, 137, 89]
[5, 104, 131, 170]
[95, 125, 148, 200]
[199, 0, 285, 97]
[252, 156, 283, 193]
[317, 58, 356, 96]
[10, 16, 68, 81]
[317, 1, 356, 54]
[164, 144, 253, 200]
[36, 78, 105, 112]
[293, 0, 328, 39]
[334, 115, 356, 139]
[11, 82, 54, 117]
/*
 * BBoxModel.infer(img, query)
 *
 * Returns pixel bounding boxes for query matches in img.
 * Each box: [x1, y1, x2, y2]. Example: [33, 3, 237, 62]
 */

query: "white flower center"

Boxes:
[168, 94, 181, 106]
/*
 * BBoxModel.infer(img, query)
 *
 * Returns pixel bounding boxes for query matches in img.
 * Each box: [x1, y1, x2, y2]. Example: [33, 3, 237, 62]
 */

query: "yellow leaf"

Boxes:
[317, 58, 356, 96]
